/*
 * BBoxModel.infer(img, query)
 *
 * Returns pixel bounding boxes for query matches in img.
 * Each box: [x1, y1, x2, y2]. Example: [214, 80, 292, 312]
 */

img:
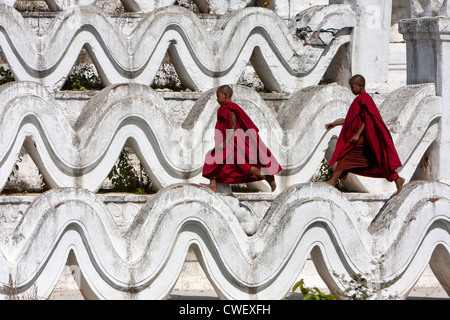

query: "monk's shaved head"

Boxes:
[348, 74, 366, 95]
[349, 74, 365, 87]
[217, 85, 233, 97]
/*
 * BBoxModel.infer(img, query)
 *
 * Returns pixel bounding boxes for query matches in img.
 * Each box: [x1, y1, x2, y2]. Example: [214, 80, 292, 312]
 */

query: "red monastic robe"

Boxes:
[329, 92, 402, 182]
[202, 102, 282, 184]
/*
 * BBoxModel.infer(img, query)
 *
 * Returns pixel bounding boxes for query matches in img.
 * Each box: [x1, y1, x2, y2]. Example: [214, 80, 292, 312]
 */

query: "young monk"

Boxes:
[324, 75, 405, 195]
[201, 85, 282, 192]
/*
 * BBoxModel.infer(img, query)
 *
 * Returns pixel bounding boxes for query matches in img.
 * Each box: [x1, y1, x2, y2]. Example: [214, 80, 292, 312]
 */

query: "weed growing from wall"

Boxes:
[62, 65, 103, 91]
[151, 58, 186, 91]
[292, 279, 336, 300]
[7, 153, 22, 183]
[107, 148, 154, 194]
[311, 157, 345, 191]
[174, 0, 199, 12]
[0, 66, 15, 85]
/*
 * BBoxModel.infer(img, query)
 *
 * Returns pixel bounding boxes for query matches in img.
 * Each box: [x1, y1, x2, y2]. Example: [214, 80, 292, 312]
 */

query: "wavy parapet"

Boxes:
[0, 181, 448, 299]
[121, 0, 252, 14]
[3, 0, 317, 18]
[3, 1, 251, 13]
[0, 81, 441, 193]
[0, 4, 354, 92]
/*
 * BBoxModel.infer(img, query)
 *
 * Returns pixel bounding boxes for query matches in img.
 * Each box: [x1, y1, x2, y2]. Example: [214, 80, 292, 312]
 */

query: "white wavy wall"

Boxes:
[1, 182, 449, 299]
[0, 1, 448, 300]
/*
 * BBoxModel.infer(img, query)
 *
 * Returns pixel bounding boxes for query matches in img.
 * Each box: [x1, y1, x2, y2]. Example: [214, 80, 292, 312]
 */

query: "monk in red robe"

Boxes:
[201, 85, 282, 192]
[324, 75, 405, 195]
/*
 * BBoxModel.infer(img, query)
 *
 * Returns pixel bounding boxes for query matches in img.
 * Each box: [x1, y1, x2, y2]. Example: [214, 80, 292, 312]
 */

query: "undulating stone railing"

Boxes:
[0, 4, 355, 92]
[0, 182, 448, 300]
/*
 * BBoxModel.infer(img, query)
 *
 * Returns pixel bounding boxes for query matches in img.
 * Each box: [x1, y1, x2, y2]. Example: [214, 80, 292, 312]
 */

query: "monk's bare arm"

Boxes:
[222, 111, 237, 149]
[325, 118, 345, 131]
[351, 121, 365, 143]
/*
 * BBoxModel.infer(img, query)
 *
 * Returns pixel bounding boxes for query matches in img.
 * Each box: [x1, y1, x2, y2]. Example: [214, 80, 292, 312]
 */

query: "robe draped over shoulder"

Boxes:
[202, 102, 282, 184]
[329, 92, 402, 181]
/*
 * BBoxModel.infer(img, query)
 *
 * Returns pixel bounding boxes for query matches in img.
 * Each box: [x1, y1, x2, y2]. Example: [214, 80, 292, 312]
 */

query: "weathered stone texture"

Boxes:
[0, 0, 448, 300]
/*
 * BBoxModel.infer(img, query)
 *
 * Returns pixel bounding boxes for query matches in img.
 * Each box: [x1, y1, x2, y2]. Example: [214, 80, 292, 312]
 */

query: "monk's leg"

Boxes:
[324, 169, 343, 187]
[386, 171, 405, 196]
[394, 176, 405, 196]
[264, 175, 277, 192]
[248, 166, 276, 192]
[200, 179, 217, 192]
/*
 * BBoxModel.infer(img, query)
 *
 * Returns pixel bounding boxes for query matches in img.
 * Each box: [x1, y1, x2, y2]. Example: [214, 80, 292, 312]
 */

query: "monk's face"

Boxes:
[216, 91, 228, 105]
[349, 80, 364, 95]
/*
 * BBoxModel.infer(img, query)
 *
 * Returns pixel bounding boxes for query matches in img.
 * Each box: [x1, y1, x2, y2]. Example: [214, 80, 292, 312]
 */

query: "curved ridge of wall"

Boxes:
[0, 81, 441, 193]
[4, 1, 313, 18]
[0, 181, 448, 300]
[0, 4, 355, 92]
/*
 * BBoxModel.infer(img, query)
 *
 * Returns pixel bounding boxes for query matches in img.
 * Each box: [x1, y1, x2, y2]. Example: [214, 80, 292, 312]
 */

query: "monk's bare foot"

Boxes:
[200, 183, 217, 193]
[394, 177, 405, 196]
[265, 175, 277, 192]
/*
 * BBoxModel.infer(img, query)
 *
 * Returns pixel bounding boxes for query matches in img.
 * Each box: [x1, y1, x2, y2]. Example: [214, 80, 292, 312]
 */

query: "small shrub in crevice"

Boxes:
[292, 279, 335, 300]
[106, 149, 155, 194]
[62, 65, 103, 91]
[0, 66, 15, 85]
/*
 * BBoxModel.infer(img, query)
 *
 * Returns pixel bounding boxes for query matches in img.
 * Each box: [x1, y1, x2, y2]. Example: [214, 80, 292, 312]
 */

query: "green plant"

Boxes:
[151, 60, 186, 91]
[107, 149, 153, 193]
[0, 66, 15, 85]
[334, 273, 375, 300]
[312, 157, 345, 191]
[292, 279, 336, 300]
[7, 153, 22, 183]
[3, 152, 49, 194]
[62, 64, 103, 91]
[134, 187, 146, 195]
[312, 158, 333, 182]
[174, 0, 199, 12]
[333, 258, 400, 300]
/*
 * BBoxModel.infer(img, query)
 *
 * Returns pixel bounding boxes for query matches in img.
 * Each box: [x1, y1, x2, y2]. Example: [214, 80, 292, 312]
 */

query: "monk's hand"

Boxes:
[325, 123, 335, 131]
[351, 134, 360, 144]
